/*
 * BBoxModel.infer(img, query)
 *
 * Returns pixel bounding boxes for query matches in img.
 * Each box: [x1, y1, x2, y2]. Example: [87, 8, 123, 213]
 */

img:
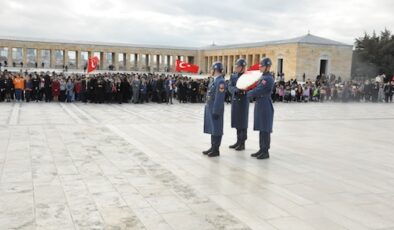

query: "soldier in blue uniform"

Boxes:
[227, 58, 249, 151]
[247, 58, 275, 160]
[202, 62, 226, 157]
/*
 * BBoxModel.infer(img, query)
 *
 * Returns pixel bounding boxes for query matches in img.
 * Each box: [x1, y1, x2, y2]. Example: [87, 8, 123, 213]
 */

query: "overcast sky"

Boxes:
[0, 0, 393, 47]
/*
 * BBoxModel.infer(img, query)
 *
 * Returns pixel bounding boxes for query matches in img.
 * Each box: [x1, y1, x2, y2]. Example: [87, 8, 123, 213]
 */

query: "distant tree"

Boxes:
[355, 28, 394, 76]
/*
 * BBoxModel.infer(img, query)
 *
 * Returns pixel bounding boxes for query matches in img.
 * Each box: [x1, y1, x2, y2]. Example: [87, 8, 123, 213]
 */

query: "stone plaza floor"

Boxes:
[0, 101, 394, 230]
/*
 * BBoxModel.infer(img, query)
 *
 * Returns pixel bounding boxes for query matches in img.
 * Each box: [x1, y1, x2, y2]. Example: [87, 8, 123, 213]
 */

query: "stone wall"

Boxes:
[0, 38, 353, 79]
[296, 44, 353, 81]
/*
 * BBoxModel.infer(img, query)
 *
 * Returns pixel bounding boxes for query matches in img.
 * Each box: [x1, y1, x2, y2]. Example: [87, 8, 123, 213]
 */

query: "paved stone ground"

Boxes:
[0, 102, 394, 230]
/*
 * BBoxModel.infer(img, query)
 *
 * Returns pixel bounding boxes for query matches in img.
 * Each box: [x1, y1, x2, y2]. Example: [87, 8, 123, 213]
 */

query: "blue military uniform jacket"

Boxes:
[204, 75, 226, 136]
[227, 73, 249, 129]
[247, 72, 274, 133]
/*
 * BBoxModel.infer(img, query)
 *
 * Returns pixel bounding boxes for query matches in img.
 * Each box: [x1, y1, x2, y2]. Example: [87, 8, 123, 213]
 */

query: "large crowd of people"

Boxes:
[0, 70, 209, 104]
[272, 73, 394, 103]
[0, 69, 393, 104]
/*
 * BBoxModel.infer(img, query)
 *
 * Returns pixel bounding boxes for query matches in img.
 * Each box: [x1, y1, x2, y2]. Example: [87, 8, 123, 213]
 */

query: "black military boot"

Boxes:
[208, 147, 220, 157]
[251, 149, 262, 157]
[256, 151, 270, 160]
[235, 142, 245, 151]
[202, 147, 212, 155]
[229, 141, 239, 149]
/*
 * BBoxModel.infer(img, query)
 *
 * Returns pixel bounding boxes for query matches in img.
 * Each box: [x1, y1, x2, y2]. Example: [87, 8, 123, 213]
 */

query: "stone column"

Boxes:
[149, 54, 155, 72]
[172, 55, 177, 72]
[222, 56, 226, 73]
[222, 55, 225, 73]
[158, 55, 163, 72]
[167, 55, 172, 72]
[139, 53, 144, 70]
[142, 54, 146, 71]
[99, 52, 105, 70]
[228, 56, 232, 74]
[141, 54, 146, 71]
[7, 47, 13, 66]
[206, 56, 209, 69]
[149, 54, 153, 71]
[144, 54, 148, 71]
[35, 49, 41, 68]
[167, 55, 170, 72]
[224, 56, 231, 74]
[134, 53, 139, 70]
[156, 54, 160, 72]
[63, 49, 69, 68]
[206, 56, 210, 72]
[75, 50, 80, 69]
[203, 56, 207, 73]
[50, 49, 56, 68]
[22, 48, 27, 67]
[113, 52, 119, 71]
[124, 53, 130, 71]
[156, 55, 160, 72]
[231, 55, 237, 71]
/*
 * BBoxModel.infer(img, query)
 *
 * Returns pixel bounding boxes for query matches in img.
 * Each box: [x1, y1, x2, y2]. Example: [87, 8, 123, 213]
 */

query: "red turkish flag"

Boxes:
[175, 60, 199, 73]
[87, 56, 99, 73]
[247, 63, 260, 71]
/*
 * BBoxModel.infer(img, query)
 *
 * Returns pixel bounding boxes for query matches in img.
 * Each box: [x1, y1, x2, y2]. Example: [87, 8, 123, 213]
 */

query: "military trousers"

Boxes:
[211, 135, 222, 149]
[259, 131, 271, 153]
[236, 128, 247, 143]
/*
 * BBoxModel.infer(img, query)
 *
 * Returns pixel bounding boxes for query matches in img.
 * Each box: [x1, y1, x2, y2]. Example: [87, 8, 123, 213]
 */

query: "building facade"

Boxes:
[0, 34, 353, 80]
